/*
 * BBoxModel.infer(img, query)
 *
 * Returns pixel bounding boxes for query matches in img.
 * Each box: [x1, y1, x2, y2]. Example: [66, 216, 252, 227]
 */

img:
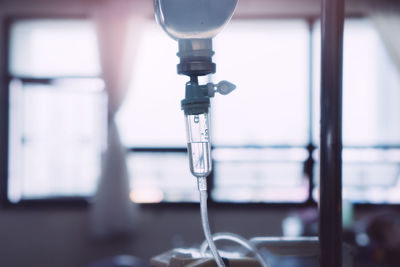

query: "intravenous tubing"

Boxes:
[198, 177, 226, 267]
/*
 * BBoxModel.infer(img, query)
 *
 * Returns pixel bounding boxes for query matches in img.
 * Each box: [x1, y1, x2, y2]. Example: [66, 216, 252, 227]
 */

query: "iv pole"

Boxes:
[319, 0, 344, 266]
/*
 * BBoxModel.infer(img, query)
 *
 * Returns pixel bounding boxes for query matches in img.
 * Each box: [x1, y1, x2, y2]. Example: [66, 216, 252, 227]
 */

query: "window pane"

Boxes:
[9, 19, 101, 77]
[8, 79, 107, 202]
[313, 149, 400, 203]
[212, 20, 310, 146]
[212, 148, 309, 203]
[116, 22, 187, 148]
[313, 19, 400, 146]
[118, 20, 312, 203]
[127, 153, 198, 203]
[312, 19, 400, 204]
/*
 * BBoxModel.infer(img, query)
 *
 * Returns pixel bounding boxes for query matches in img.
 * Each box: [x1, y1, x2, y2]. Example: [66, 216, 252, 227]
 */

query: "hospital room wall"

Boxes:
[0, 207, 289, 267]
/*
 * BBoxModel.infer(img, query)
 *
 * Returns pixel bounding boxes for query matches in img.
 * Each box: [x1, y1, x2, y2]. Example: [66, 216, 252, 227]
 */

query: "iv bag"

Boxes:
[154, 0, 238, 40]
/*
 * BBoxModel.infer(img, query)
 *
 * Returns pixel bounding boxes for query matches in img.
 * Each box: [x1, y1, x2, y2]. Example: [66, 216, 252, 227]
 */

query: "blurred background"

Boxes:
[0, 0, 400, 266]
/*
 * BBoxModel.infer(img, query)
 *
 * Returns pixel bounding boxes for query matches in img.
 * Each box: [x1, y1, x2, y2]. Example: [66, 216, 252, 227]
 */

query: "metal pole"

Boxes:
[0, 18, 10, 207]
[319, 0, 344, 265]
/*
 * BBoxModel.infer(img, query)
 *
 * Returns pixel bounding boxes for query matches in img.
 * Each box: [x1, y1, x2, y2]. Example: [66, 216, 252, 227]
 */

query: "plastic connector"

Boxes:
[206, 81, 236, 97]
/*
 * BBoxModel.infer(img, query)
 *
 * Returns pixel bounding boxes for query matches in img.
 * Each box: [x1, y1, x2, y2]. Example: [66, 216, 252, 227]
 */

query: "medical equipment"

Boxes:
[152, 1, 351, 267]
[154, 0, 237, 183]
[154, 1, 237, 266]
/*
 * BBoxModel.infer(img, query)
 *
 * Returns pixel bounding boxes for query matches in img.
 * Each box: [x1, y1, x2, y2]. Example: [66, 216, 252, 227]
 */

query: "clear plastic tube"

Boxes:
[185, 113, 212, 178]
[198, 177, 226, 267]
[200, 232, 271, 267]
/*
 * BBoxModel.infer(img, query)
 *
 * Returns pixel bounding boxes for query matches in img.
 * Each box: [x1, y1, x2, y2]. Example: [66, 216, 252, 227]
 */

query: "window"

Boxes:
[312, 19, 400, 203]
[118, 17, 400, 205]
[116, 21, 195, 203]
[117, 20, 311, 203]
[211, 20, 311, 202]
[6, 19, 106, 203]
[6, 17, 398, 205]
[9, 19, 101, 78]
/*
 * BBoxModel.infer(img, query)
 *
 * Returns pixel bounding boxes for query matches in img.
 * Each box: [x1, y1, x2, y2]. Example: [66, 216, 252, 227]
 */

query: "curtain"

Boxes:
[91, 5, 145, 239]
[369, 2, 400, 74]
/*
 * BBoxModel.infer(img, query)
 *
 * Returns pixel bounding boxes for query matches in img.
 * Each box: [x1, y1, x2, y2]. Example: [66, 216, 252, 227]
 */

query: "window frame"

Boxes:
[1, 16, 104, 208]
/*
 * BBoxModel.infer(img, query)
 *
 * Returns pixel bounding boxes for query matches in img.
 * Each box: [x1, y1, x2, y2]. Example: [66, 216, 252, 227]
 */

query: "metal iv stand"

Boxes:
[151, 0, 347, 264]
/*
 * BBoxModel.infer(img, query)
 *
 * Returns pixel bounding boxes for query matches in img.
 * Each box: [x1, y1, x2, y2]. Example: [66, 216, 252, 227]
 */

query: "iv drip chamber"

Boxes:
[185, 112, 212, 178]
[154, 0, 238, 40]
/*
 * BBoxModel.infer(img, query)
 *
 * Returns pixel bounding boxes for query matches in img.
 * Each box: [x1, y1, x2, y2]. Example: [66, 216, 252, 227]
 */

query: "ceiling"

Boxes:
[0, 0, 373, 19]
